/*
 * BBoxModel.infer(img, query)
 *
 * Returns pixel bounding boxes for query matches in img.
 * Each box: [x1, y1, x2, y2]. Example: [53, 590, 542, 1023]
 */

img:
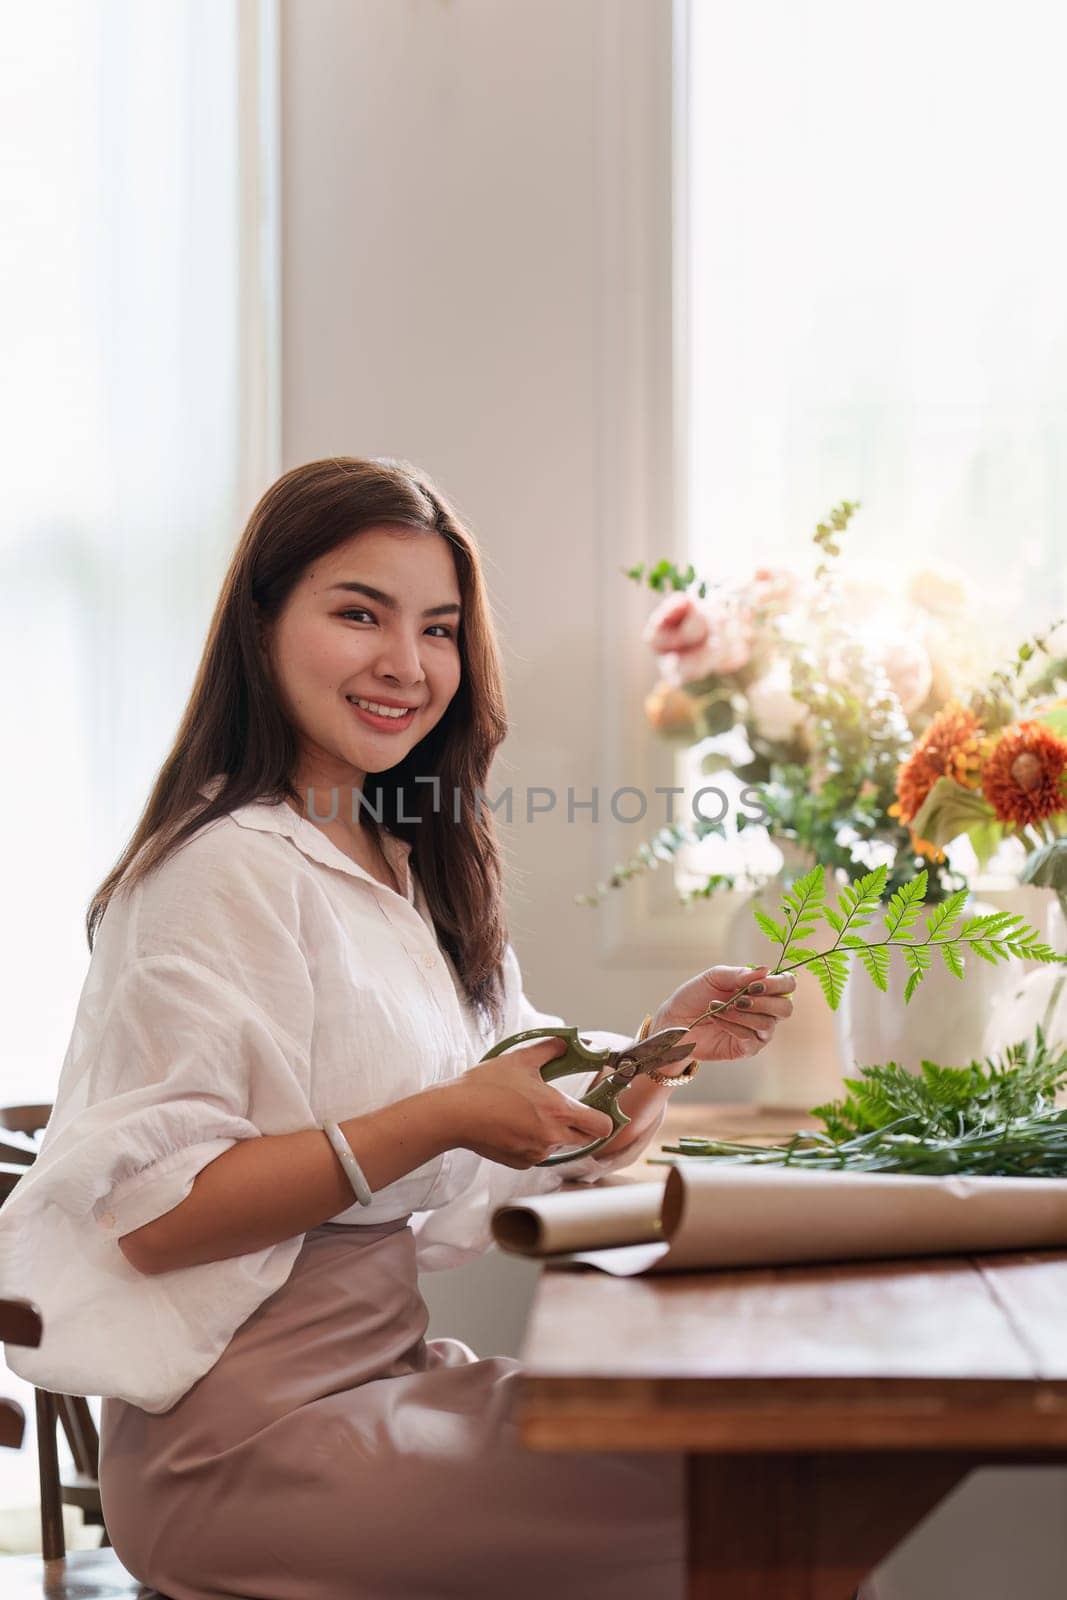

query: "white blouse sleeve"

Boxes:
[410, 941, 633, 1271]
[0, 853, 318, 1407]
[46, 954, 312, 1237]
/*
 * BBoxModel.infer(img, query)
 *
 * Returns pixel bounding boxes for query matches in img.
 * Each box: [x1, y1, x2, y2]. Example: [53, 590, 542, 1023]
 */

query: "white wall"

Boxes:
[281, 0, 652, 1357]
[278, 6, 1067, 1593]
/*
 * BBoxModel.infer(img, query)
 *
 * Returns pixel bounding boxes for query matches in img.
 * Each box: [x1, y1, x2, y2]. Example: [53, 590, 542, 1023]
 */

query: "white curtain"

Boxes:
[0, 0, 279, 1524]
[0, 0, 279, 1106]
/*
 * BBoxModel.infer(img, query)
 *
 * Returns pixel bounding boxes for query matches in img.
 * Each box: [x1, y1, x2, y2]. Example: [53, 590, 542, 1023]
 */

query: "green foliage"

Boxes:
[969, 616, 1067, 731]
[754, 616, 964, 904]
[745, 862, 1061, 1013]
[573, 816, 735, 908]
[1021, 839, 1067, 893]
[908, 778, 1002, 867]
[883, 871, 926, 938]
[810, 950, 851, 1009]
[1039, 703, 1067, 738]
[854, 942, 890, 992]
[810, 1028, 1067, 1140]
[623, 559, 707, 599]
[1025, 655, 1067, 702]
[610, 525, 1066, 922]
[811, 499, 862, 578]
[601, 501, 982, 915]
[655, 1028, 1067, 1177]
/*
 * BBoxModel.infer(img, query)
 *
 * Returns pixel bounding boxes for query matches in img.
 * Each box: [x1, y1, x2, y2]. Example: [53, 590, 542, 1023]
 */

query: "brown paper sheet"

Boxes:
[491, 1163, 1067, 1276]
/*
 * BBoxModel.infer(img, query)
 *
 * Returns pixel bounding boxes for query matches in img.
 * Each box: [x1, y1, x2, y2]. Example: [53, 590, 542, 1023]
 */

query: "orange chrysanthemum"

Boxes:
[981, 720, 1067, 828]
[892, 701, 988, 825]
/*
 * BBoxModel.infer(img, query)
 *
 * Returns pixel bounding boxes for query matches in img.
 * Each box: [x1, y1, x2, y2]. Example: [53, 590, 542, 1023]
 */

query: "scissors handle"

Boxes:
[477, 1025, 629, 1166]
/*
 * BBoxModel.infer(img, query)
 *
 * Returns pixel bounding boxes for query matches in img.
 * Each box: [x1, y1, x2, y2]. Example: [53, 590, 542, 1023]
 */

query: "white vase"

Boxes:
[834, 895, 1021, 1077]
[838, 883, 1049, 1081]
[729, 864, 1050, 1105]
[981, 892, 1067, 1070]
[724, 854, 845, 1110]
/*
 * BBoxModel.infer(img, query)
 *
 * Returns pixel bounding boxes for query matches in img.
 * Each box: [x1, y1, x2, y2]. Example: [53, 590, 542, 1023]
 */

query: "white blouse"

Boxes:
[0, 789, 628, 1412]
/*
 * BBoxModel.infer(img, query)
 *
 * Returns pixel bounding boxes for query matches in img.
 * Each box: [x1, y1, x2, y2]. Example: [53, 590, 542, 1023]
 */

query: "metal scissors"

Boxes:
[478, 1023, 694, 1166]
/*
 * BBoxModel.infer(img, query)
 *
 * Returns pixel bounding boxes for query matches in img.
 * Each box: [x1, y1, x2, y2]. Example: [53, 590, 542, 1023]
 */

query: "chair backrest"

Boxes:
[0, 1105, 51, 1167]
[2, 1120, 99, 1562]
[0, 1299, 38, 1455]
[0, 1107, 52, 1138]
[0, 1166, 100, 1477]
[0, 1393, 25, 1449]
[0, 1297, 42, 1349]
[0, 1163, 28, 1202]
[0, 1295, 71, 1560]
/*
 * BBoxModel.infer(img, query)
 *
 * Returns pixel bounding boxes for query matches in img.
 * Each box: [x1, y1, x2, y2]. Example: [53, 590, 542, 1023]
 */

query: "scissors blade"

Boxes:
[611, 1027, 694, 1072]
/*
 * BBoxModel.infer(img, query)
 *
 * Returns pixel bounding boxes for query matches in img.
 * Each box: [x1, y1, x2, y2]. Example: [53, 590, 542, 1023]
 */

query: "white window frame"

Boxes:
[593, 0, 750, 970]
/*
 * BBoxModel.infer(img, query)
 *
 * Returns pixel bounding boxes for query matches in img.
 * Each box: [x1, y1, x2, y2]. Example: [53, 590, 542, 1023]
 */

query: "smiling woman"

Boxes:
[0, 455, 686, 1600]
[83, 457, 514, 1029]
[252, 524, 466, 878]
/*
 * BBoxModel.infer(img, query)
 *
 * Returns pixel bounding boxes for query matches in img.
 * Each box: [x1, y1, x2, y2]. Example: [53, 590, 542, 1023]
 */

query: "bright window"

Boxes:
[681, 0, 1067, 884]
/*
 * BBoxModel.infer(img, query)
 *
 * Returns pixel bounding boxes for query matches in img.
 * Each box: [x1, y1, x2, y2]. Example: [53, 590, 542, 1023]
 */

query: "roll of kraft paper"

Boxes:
[490, 1164, 1067, 1278]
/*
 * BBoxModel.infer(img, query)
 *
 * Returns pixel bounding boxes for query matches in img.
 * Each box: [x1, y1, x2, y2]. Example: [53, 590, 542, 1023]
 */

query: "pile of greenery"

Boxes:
[655, 1027, 1067, 1177]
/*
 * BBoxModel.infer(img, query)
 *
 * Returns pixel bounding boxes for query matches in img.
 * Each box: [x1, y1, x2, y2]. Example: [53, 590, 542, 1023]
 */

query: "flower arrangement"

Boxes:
[891, 638, 1067, 1043]
[582, 502, 1063, 910]
[897, 673, 1067, 891]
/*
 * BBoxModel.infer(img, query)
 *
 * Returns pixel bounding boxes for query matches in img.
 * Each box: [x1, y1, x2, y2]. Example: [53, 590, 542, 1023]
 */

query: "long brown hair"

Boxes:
[88, 457, 513, 1030]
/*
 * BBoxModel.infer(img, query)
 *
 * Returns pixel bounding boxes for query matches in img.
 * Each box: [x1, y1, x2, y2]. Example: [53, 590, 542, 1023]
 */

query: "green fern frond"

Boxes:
[883, 871, 928, 938]
[939, 941, 965, 978]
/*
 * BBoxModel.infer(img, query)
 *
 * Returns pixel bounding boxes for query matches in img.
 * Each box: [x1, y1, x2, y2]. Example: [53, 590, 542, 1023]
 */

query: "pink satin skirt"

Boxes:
[99, 1218, 685, 1600]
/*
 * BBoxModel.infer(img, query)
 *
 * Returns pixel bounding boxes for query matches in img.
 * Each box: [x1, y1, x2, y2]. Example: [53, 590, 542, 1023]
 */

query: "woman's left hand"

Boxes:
[652, 964, 796, 1063]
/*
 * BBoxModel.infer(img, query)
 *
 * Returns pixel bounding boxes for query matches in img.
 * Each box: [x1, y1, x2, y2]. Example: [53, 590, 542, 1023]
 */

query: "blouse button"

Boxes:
[99, 1212, 116, 1228]
[420, 952, 437, 970]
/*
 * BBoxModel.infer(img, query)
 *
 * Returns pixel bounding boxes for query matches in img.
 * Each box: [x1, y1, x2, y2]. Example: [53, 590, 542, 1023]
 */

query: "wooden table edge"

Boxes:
[516, 1375, 1067, 1453]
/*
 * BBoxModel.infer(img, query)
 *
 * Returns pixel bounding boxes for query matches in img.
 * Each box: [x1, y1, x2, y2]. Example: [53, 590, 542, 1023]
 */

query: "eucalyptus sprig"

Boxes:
[811, 498, 862, 582]
[684, 862, 1062, 1030]
[970, 613, 1067, 731]
[574, 817, 737, 908]
[622, 558, 707, 598]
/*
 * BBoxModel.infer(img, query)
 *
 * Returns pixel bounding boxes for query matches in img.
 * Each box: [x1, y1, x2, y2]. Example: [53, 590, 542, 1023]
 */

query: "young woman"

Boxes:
[0, 458, 796, 1599]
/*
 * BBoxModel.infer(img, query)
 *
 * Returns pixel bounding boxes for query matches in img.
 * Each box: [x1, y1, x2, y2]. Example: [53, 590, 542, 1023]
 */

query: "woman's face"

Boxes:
[261, 526, 463, 795]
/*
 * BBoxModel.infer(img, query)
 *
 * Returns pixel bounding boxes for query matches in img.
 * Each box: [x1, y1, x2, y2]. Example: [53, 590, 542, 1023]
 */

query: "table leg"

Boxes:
[686, 1451, 974, 1599]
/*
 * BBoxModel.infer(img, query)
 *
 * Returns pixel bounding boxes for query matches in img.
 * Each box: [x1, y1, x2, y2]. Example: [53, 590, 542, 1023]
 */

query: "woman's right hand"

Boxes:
[442, 1038, 615, 1169]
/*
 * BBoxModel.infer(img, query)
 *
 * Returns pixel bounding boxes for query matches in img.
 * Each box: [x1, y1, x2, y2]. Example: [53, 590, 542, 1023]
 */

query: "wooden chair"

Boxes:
[0, 1108, 109, 1544]
[1, 1296, 164, 1596]
[0, 1105, 50, 1168]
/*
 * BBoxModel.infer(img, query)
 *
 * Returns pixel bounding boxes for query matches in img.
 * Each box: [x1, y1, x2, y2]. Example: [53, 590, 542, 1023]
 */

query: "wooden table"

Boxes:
[515, 1103, 1067, 1599]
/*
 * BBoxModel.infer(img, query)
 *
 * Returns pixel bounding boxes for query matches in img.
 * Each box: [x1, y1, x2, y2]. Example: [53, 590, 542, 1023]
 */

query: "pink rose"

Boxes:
[642, 592, 711, 655]
[643, 592, 753, 686]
